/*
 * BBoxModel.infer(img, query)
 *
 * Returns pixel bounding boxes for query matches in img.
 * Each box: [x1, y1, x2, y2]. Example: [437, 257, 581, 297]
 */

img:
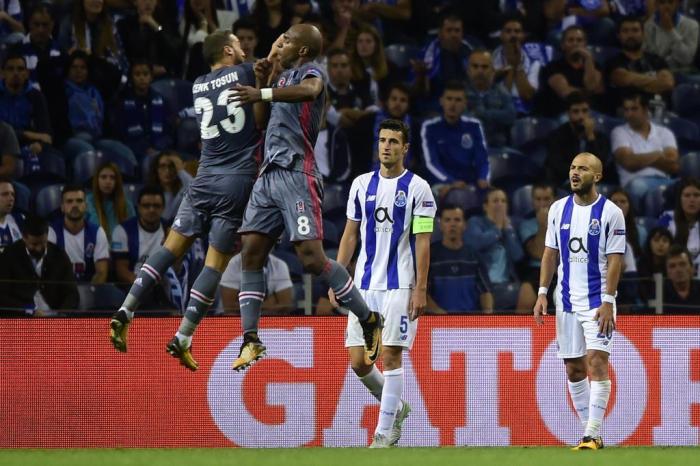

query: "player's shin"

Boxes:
[376, 367, 404, 436]
[567, 378, 591, 429]
[321, 259, 371, 321]
[359, 365, 385, 402]
[121, 248, 177, 318]
[176, 266, 222, 346]
[585, 379, 611, 438]
[239, 269, 265, 335]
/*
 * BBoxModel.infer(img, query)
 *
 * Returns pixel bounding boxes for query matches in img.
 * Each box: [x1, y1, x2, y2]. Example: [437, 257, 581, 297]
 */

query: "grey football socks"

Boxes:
[122, 248, 177, 316]
[321, 259, 371, 321]
[177, 266, 222, 339]
[239, 269, 265, 335]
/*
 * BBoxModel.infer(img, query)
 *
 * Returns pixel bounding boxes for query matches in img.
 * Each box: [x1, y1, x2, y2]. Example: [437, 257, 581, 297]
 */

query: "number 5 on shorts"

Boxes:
[400, 315, 408, 334]
[297, 216, 310, 235]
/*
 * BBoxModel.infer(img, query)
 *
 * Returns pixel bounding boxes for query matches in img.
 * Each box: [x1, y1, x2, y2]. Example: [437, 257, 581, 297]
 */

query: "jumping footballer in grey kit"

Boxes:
[228, 23, 383, 371]
[110, 31, 264, 371]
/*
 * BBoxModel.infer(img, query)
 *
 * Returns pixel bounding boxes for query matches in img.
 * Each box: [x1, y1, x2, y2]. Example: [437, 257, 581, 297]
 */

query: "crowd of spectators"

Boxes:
[0, 0, 698, 317]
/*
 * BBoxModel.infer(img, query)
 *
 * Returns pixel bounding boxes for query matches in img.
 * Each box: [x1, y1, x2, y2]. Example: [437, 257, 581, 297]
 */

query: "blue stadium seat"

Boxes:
[493, 282, 520, 311]
[274, 250, 304, 278]
[592, 113, 624, 136]
[176, 117, 200, 156]
[680, 151, 700, 178]
[94, 140, 138, 180]
[489, 150, 536, 191]
[511, 185, 533, 216]
[590, 45, 620, 66]
[384, 43, 421, 69]
[12, 181, 30, 213]
[77, 283, 126, 312]
[123, 183, 143, 205]
[322, 219, 340, 248]
[151, 78, 194, 115]
[672, 83, 700, 119]
[661, 116, 700, 152]
[19, 149, 67, 186]
[643, 183, 674, 218]
[596, 183, 616, 198]
[442, 186, 481, 217]
[73, 150, 108, 186]
[35, 184, 64, 218]
[510, 117, 559, 150]
[322, 183, 348, 216]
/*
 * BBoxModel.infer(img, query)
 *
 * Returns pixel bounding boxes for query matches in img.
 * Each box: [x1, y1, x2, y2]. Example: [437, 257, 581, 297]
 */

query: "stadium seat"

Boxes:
[322, 183, 348, 216]
[73, 150, 107, 186]
[493, 282, 519, 311]
[123, 183, 143, 205]
[672, 83, 700, 119]
[176, 117, 200, 156]
[12, 181, 30, 213]
[510, 117, 559, 150]
[680, 152, 700, 178]
[442, 186, 481, 217]
[592, 113, 624, 136]
[94, 140, 138, 180]
[35, 184, 64, 218]
[77, 283, 126, 312]
[322, 219, 340, 248]
[643, 183, 673, 218]
[20, 149, 67, 186]
[590, 45, 620, 66]
[384, 43, 421, 69]
[274, 250, 304, 278]
[596, 183, 616, 198]
[489, 150, 536, 192]
[151, 78, 194, 115]
[511, 185, 533, 216]
[661, 116, 700, 152]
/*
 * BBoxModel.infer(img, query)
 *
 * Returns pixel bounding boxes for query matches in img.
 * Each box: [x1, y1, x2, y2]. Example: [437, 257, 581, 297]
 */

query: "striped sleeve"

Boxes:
[346, 177, 362, 221]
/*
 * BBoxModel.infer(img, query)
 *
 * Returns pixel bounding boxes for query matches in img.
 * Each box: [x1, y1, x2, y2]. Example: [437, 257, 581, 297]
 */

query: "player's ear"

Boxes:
[298, 45, 309, 57]
[403, 142, 410, 155]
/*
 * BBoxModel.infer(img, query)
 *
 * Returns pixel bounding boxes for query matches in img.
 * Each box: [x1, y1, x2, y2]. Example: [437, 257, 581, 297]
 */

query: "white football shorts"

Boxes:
[555, 304, 617, 359]
[345, 288, 416, 349]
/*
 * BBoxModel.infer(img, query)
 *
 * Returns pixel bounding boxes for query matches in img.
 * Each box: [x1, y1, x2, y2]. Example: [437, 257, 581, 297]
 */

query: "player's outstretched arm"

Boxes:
[229, 77, 324, 105]
[534, 246, 557, 325]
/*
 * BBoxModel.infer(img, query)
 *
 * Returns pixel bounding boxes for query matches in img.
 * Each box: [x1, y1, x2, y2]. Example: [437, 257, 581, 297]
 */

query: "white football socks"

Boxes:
[567, 378, 591, 429]
[585, 380, 611, 438]
[375, 367, 403, 436]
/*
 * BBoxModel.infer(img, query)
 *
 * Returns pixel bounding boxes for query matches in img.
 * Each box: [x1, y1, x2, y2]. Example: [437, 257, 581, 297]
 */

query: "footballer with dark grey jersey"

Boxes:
[227, 24, 384, 372]
[110, 30, 263, 372]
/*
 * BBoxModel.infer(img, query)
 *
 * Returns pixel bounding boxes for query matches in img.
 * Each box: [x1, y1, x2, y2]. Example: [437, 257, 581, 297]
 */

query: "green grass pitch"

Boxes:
[1, 447, 697, 466]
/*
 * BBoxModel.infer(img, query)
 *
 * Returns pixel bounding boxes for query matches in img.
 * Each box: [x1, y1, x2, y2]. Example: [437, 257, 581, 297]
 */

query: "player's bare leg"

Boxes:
[166, 246, 235, 371]
[297, 239, 383, 363]
[110, 231, 195, 352]
[233, 232, 276, 371]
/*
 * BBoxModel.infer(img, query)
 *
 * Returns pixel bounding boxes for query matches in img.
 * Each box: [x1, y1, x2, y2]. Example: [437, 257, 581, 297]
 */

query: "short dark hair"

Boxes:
[202, 29, 234, 66]
[667, 244, 692, 265]
[22, 214, 48, 237]
[3, 51, 26, 69]
[138, 185, 165, 205]
[66, 49, 90, 74]
[618, 16, 644, 32]
[385, 82, 411, 102]
[565, 91, 589, 109]
[532, 182, 555, 196]
[622, 91, 649, 108]
[438, 11, 462, 28]
[27, 2, 53, 20]
[439, 204, 465, 218]
[562, 25, 586, 41]
[0, 175, 13, 187]
[61, 184, 85, 199]
[501, 13, 525, 30]
[129, 58, 153, 73]
[378, 118, 410, 144]
[443, 80, 466, 94]
[232, 17, 256, 35]
[326, 47, 349, 61]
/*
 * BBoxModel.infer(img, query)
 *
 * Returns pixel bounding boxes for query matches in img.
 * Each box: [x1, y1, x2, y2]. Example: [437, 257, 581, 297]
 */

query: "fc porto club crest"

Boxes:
[394, 190, 407, 207]
[461, 133, 473, 149]
[588, 218, 601, 236]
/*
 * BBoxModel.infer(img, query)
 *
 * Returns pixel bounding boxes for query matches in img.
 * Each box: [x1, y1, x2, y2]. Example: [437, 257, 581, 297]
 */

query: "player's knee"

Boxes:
[382, 347, 403, 371]
[565, 359, 587, 381]
[240, 242, 265, 270]
[351, 359, 373, 377]
[296, 245, 325, 275]
[587, 351, 609, 377]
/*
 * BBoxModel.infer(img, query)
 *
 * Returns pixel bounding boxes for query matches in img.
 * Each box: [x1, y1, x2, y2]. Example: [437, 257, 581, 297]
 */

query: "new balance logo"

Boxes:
[173, 218, 181, 227]
[561, 223, 570, 230]
[367, 195, 376, 202]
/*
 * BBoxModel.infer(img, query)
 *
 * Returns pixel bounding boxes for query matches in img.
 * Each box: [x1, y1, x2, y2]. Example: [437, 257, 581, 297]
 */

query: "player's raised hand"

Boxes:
[228, 84, 262, 104]
[533, 294, 548, 325]
[327, 288, 339, 309]
[409, 288, 426, 321]
[595, 302, 615, 337]
[254, 58, 273, 82]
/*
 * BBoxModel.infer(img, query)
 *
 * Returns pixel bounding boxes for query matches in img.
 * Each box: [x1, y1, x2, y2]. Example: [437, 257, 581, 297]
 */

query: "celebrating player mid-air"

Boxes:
[109, 31, 263, 370]
[228, 24, 383, 371]
[331, 119, 435, 447]
[533, 152, 625, 450]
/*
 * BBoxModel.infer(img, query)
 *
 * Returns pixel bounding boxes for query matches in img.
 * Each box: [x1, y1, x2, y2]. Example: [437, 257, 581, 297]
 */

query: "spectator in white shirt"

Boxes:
[48, 184, 110, 284]
[220, 252, 295, 315]
[611, 92, 679, 202]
